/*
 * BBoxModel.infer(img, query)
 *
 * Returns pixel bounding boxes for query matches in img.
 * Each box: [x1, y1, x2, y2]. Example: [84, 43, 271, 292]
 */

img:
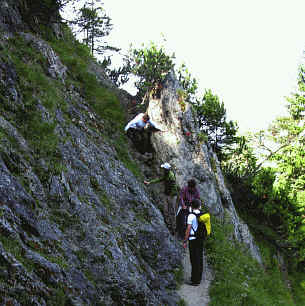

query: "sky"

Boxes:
[65, 0, 305, 133]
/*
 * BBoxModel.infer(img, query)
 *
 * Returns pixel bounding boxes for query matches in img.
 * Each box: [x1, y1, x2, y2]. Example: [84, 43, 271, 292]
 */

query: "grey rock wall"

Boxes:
[147, 72, 262, 263]
[0, 32, 182, 305]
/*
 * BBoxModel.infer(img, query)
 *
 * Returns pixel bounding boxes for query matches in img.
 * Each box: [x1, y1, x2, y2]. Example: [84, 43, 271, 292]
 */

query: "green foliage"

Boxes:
[50, 27, 142, 183]
[226, 61, 305, 268]
[289, 271, 305, 305]
[50, 209, 81, 232]
[126, 42, 175, 99]
[176, 63, 199, 104]
[177, 299, 187, 306]
[194, 89, 238, 160]
[50, 32, 125, 127]
[206, 216, 295, 306]
[176, 89, 187, 112]
[113, 135, 142, 178]
[70, 1, 118, 56]
[222, 135, 258, 180]
[173, 266, 184, 287]
[4, 35, 66, 185]
[104, 61, 130, 87]
[0, 237, 35, 272]
[197, 131, 208, 144]
[48, 287, 69, 306]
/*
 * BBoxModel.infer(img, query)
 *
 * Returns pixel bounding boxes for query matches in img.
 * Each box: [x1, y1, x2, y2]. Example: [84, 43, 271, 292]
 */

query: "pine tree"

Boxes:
[194, 89, 238, 160]
[71, 1, 118, 56]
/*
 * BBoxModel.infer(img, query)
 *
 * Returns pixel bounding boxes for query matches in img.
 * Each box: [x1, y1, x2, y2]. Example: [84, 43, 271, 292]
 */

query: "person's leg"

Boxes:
[128, 128, 145, 153]
[198, 240, 204, 282]
[169, 195, 177, 233]
[190, 239, 202, 284]
[163, 195, 176, 234]
[163, 196, 170, 227]
[126, 128, 135, 139]
[189, 239, 197, 283]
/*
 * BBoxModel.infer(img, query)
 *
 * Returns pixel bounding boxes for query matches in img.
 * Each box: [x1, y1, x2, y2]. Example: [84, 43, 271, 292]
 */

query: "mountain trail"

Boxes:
[177, 247, 213, 306]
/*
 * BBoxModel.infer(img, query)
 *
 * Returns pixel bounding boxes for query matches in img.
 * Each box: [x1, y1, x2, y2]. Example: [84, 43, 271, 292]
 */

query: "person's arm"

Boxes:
[124, 122, 131, 132]
[144, 176, 164, 185]
[147, 119, 167, 132]
[183, 224, 192, 249]
[124, 114, 143, 132]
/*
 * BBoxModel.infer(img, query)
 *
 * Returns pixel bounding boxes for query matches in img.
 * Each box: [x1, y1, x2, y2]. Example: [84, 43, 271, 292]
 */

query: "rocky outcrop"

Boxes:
[0, 0, 28, 33]
[0, 0, 62, 35]
[147, 72, 262, 263]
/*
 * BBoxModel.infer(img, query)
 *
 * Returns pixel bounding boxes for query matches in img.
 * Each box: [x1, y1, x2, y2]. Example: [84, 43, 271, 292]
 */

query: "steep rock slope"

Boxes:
[0, 2, 182, 305]
[147, 73, 262, 263]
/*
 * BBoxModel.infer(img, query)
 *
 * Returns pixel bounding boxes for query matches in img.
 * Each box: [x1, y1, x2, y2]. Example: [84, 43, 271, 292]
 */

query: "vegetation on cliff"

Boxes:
[0, 0, 304, 304]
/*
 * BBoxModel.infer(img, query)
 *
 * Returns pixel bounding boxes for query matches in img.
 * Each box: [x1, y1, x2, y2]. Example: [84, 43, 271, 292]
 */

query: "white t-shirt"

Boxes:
[124, 113, 158, 131]
[187, 209, 200, 240]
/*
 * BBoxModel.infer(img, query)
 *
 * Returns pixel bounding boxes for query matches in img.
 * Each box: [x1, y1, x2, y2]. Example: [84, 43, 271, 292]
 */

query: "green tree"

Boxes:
[126, 42, 175, 99]
[226, 62, 305, 269]
[71, 1, 118, 55]
[267, 67, 305, 266]
[176, 63, 199, 104]
[221, 134, 258, 181]
[194, 89, 238, 160]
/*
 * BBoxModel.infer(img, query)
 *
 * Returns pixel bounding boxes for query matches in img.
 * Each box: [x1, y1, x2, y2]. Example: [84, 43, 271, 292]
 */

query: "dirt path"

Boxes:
[177, 248, 213, 306]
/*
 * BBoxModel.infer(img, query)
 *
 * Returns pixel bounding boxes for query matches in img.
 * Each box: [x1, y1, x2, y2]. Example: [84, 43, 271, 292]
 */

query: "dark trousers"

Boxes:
[126, 128, 153, 154]
[176, 208, 189, 239]
[189, 238, 204, 284]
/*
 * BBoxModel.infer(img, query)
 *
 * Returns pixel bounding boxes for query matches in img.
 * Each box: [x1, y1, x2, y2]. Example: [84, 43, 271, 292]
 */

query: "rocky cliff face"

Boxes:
[0, 1, 262, 305]
[0, 2, 182, 305]
[147, 72, 262, 264]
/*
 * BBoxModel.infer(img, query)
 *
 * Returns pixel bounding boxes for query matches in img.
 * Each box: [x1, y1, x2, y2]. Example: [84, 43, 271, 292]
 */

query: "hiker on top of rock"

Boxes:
[176, 179, 201, 239]
[124, 113, 163, 134]
[124, 113, 164, 153]
[144, 163, 179, 234]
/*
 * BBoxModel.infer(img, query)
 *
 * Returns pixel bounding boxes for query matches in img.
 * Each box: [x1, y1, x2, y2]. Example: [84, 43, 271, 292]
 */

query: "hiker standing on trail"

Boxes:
[144, 163, 178, 233]
[124, 113, 163, 153]
[183, 199, 204, 286]
[176, 179, 201, 239]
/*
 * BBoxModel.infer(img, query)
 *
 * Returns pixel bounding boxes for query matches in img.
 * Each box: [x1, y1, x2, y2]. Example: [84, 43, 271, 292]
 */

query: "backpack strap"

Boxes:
[189, 212, 200, 237]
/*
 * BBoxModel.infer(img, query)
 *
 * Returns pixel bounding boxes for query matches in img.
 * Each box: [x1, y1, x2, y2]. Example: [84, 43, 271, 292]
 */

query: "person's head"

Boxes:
[188, 179, 196, 189]
[191, 199, 201, 210]
[187, 179, 197, 193]
[142, 113, 150, 123]
[160, 162, 171, 172]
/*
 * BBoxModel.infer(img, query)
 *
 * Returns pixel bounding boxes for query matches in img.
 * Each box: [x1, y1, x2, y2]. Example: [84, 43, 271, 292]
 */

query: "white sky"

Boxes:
[66, 0, 305, 133]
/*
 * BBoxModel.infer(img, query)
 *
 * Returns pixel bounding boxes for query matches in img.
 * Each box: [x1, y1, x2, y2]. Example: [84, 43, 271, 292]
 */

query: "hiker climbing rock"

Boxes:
[183, 199, 210, 286]
[124, 113, 164, 153]
[176, 179, 201, 240]
[144, 163, 178, 234]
